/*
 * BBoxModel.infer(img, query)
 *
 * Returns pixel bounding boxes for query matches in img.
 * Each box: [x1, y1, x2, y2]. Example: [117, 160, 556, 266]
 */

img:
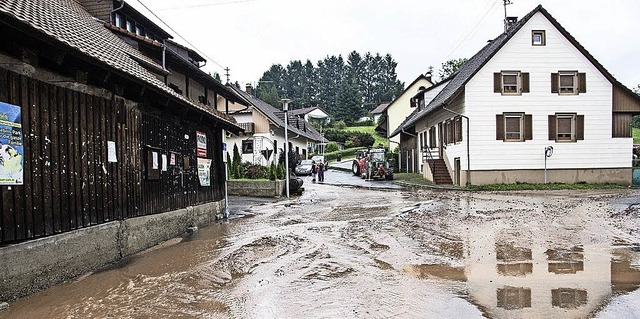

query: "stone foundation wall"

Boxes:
[0, 200, 224, 301]
[228, 180, 285, 197]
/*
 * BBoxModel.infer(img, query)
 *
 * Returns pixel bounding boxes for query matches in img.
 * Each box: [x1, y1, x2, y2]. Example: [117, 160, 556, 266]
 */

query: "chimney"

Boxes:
[245, 83, 253, 96]
[505, 16, 518, 31]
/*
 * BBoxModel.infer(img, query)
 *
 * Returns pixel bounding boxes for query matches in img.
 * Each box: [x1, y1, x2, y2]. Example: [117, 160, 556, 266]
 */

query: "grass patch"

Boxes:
[634, 127, 639, 144]
[467, 182, 626, 191]
[393, 173, 433, 186]
[344, 126, 387, 147]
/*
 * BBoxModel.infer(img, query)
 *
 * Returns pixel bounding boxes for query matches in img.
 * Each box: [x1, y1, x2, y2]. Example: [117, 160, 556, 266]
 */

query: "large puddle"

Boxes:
[1, 187, 639, 319]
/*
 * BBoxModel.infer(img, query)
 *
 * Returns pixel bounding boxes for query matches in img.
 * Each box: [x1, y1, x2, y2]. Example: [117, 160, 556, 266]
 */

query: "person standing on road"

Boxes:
[317, 161, 325, 182]
[311, 160, 317, 183]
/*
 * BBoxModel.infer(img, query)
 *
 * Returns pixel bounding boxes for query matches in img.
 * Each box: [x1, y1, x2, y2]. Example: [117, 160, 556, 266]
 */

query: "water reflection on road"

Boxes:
[1, 184, 639, 319]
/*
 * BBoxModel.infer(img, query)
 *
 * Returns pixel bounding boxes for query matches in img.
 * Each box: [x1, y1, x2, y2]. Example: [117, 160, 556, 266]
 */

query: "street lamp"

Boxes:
[282, 98, 292, 198]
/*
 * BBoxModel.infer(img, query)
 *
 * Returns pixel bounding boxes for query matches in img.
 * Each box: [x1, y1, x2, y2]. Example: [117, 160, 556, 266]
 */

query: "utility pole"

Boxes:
[503, 0, 513, 32]
[224, 67, 230, 84]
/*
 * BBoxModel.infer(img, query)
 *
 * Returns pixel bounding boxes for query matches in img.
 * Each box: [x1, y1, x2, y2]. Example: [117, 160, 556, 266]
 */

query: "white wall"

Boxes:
[465, 11, 630, 171]
[388, 77, 432, 147]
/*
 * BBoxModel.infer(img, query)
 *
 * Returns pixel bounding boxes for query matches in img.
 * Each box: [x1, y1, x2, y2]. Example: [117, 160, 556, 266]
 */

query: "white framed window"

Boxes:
[504, 113, 524, 141]
[532, 30, 546, 46]
[559, 71, 578, 94]
[502, 72, 520, 94]
[494, 71, 529, 95]
[549, 113, 584, 142]
[556, 114, 576, 142]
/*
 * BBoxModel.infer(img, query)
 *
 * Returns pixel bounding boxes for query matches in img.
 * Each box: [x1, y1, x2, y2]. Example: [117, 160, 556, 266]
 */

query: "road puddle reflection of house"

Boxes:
[463, 228, 640, 318]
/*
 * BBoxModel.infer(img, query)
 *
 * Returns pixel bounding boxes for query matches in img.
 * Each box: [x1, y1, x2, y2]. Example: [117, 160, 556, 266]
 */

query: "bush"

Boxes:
[245, 164, 269, 179]
[326, 141, 339, 153]
[324, 129, 375, 148]
[332, 120, 347, 130]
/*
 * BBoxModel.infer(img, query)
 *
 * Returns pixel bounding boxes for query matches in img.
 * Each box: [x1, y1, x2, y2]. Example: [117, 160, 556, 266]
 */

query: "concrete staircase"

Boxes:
[430, 159, 453, 185]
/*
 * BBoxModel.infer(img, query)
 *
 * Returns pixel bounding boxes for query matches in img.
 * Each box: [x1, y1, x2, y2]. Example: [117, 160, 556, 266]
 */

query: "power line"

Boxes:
[443, 0, 500, 62]
[155, 0, 256, 11]
[134, 0, 228, 71]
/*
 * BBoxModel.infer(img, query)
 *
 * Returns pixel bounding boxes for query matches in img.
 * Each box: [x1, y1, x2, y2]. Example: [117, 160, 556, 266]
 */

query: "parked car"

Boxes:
[310, 155, 328, 170]
[295, 159, 314, 176]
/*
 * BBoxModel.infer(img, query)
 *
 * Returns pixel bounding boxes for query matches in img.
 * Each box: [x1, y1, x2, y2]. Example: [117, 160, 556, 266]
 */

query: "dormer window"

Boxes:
[532, 30, 546, 46]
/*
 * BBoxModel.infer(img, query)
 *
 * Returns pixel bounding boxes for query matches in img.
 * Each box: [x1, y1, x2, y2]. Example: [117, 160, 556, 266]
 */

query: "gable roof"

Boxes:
[226, 86, 326, 143]
[395, 4, 640, 134]
[289, 106, 330, 119]
[0, 0, 242, 132]
[370, 103, 389, 115]
[386, 74, 432, 110]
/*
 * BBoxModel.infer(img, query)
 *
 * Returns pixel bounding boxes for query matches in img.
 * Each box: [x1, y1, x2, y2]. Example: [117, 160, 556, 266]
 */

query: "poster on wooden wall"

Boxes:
[196, 131, 207, 157]
[197, 157, 212, 186]
[0, 102, 24, 185]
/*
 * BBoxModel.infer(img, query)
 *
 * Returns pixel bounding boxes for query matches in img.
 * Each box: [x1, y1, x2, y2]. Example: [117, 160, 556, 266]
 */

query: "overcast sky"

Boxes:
[129, 0, 640, 90]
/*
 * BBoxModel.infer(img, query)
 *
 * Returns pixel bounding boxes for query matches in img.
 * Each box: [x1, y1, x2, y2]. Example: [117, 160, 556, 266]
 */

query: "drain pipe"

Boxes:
[109, 0, 125, 25]
[442, 107, 471, 186]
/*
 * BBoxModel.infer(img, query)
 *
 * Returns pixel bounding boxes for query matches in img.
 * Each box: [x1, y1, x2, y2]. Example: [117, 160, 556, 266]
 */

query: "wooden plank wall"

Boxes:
[139, 111, 223, 216]
[0, 68, 224, 244]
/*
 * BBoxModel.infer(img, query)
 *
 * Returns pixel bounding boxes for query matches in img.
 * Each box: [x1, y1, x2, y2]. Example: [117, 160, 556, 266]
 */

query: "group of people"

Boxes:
[311, 160, 325, 183]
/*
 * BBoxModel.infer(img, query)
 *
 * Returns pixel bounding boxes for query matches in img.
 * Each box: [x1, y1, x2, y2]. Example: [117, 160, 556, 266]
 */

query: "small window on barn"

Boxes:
[242, 140, 253, 154]
[532, 30, 546, 46]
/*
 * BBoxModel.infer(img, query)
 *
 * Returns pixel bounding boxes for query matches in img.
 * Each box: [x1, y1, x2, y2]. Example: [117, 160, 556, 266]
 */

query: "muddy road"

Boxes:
[2, 180, 640, 319]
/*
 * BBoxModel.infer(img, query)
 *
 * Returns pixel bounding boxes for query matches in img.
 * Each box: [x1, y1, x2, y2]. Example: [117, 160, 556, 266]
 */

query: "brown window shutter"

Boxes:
[524, 114, 533, 140]
[494, 73, 502, 93]
[456, 116, 463, 142]
[577, 115, 585, 140]
[548, 115, 556, 140]
[551, 73, 558, 93]
[578, 73, 586, 93]
[496, 114, 504, 140]
[522, 73, 530, 93]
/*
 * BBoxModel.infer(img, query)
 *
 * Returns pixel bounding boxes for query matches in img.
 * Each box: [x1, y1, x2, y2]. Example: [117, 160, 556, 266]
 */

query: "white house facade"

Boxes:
[392, 5, 640, 186]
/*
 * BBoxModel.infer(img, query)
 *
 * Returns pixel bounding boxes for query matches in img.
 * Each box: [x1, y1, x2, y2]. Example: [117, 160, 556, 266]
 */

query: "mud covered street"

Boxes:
[2, 180, 640, 319]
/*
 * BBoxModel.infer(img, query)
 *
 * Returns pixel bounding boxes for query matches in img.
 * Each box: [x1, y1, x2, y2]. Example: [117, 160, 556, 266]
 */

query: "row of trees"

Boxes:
[255, 51, 405, 125]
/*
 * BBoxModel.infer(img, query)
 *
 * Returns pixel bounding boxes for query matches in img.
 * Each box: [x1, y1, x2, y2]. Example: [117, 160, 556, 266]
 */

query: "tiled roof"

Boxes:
[227, 86, 326, 143]
[0, 0, 241, 131]
[395, 4, 640, 135]
[370, 103, 389, 114]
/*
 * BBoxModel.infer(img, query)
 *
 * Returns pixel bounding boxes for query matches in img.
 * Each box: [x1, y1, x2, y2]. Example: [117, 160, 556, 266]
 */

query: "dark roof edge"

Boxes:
[387, 74, 430, 108]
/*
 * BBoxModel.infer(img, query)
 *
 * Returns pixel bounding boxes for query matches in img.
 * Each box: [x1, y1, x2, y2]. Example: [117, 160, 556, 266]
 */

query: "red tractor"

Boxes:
[352, 148, 394, 180]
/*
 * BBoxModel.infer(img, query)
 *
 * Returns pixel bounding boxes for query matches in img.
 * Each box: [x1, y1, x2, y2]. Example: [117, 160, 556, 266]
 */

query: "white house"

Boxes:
[385, 74, 433, 148]
[391, 5, 640, 186]
[220, 86, 325, 166]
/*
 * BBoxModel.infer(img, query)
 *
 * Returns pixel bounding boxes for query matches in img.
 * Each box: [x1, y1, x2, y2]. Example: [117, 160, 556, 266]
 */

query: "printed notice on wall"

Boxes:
[162, 154, 168, 171]
[107, 141, 117, 162]
[152, 151, 159, 169]
[197, 158, 212, 186]
[170, 152, 176, 166]
[196, 131, 207, 157]
[0, 102, 24, 185]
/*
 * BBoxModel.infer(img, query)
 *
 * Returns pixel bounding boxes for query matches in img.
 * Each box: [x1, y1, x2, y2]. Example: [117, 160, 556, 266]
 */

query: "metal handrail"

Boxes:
[423, 145, 436, 177]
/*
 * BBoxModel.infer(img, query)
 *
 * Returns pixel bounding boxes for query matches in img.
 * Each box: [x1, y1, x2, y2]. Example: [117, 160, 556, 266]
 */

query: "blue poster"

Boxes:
[0, 102, 23, 185]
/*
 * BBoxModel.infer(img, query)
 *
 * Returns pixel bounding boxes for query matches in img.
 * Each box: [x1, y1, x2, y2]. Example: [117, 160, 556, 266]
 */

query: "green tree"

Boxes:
[438, 58, 468, 81]
[231, 143, 242, 179]
[335, 77, 363, 125]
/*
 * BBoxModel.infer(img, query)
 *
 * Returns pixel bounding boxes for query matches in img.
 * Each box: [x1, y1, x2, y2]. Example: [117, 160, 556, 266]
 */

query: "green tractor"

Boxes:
[352, 147, 394, 180]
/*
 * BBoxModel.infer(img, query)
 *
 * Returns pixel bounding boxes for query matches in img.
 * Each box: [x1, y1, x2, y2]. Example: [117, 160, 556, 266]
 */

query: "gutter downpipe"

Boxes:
[109, 0, 125, 25]
[401, 128, 418, 173]
[442, 106, 471, 186]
